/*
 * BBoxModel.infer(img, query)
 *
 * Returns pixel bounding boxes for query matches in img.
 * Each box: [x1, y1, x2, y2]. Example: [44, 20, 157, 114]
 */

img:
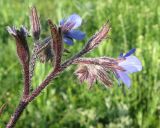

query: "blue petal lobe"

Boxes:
[119, 56, 142, 73]
[65, 14, 82, 29]
[63, 37, 74, 45]
[66, 30, 85, 40]
[124, 48, 136, 57]
[121, 65, 139, 73]
[117, 70, 131, 88]
[119, 53, 124, 58]
[60, 19, 66, 25]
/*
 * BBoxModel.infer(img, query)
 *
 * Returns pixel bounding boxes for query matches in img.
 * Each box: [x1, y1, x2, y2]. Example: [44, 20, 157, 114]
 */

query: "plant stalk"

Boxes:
[6, 100, 28, 128]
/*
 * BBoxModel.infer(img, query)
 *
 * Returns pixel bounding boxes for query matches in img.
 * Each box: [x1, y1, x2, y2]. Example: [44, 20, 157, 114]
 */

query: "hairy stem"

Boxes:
[27, 48, 87, 102]
[6, 100, 28, 128]
[23, 63, 30, 99]
[27, 70, 59, 102]
[6, 47, 88, 127]
[29, 44, 39, 84]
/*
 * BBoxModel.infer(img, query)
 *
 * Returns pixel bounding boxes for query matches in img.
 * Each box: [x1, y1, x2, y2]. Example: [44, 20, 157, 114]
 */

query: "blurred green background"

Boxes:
[0, 0, 160, 127]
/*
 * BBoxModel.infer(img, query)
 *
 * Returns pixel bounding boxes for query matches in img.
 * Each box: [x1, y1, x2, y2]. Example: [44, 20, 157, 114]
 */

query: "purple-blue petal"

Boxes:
[119, 53, 124, 58]
[20, 26, 29, 37]
[116, 70, 131, 88]
[63, 37, 74, 45]
[119, 56, 142, 73]
[65, 14, 82, 29]
[60, 19, 66, 25]
[121, 65, 139, 74]
[66, 30, 85, 40]
[114, 71, 121, 85]
[124, 48, 136, 57]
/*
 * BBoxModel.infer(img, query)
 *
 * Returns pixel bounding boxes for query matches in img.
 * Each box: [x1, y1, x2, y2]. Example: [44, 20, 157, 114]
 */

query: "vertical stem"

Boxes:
[6, 100, 28, 128]
[23, 63, 30, 99]
[29, 44, 38, 83]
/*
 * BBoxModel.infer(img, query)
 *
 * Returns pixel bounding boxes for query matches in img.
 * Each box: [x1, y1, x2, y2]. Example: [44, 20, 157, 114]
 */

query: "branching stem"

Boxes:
[6, 46, 87, 128]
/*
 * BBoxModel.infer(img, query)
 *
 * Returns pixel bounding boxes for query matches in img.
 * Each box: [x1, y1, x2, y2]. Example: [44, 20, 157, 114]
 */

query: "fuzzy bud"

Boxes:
[7, 26, 30, 65]
[48, 19, 63, 69]
[30, 6, 41, 40]
[85, 21, 110, 52]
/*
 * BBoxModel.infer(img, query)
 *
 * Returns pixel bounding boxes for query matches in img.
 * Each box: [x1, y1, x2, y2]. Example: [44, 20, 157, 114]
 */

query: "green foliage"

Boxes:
[0, 0, 160, 127]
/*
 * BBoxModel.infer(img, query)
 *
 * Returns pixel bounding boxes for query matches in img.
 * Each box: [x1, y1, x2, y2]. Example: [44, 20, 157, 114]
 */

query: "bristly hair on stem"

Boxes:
[29, 6, 41, 86]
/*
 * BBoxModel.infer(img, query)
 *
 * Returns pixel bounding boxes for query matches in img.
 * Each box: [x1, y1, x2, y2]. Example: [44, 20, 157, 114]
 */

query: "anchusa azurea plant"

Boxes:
[5, 6, 142, 127]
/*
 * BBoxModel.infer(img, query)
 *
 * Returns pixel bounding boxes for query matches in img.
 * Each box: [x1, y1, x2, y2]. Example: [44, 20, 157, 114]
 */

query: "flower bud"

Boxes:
[85, 21, 110, 52]
[7, 26, 30, 65]
[30, 6, 41, 40]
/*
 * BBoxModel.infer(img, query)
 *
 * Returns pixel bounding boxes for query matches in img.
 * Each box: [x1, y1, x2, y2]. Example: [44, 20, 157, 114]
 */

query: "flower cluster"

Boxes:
[7, 13, 142, 88]
[35, 14, 85, 63]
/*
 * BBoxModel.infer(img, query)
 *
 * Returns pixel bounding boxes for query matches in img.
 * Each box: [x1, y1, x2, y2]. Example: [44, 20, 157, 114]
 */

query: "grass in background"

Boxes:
[0, 0, 160, 127]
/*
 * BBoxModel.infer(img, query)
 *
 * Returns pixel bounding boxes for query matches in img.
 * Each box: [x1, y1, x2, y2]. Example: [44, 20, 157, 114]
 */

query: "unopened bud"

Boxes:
[7, 26, 30, 65]
[85, 21, 110, 51]
[30, 6, 41, 40]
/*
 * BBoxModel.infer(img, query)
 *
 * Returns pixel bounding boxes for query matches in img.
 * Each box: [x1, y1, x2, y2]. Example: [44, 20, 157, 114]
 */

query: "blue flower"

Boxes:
[116, 48, 142, 88]
[60, 14, 85, 45]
